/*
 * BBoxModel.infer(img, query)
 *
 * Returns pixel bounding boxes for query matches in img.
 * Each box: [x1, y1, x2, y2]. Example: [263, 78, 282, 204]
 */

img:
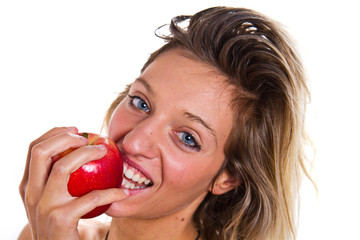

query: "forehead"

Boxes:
[138, 49, 234, 140]
[140, 49, 230, 99]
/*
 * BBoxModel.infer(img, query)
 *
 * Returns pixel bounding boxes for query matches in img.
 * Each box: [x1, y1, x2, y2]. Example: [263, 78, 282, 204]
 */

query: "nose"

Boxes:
[121, 116, 161, 160]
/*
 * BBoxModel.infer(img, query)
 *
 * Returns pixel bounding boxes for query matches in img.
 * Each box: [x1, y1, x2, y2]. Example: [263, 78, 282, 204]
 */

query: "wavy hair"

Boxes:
[104, 7, 311, 240]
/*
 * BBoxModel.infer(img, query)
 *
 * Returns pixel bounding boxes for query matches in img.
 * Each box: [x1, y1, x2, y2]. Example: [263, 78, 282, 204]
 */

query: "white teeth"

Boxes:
[124, 182, 131, 189]
[122, 163, 153, 189]
[124, 168, 134, 179]
[132, 174, 140, 182]
[121, 178, 128, 186]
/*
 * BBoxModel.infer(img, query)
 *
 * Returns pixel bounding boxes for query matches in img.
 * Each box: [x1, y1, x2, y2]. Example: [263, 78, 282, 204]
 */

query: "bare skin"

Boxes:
[19, 49, 237, 240]
[19, 219, 109, 240]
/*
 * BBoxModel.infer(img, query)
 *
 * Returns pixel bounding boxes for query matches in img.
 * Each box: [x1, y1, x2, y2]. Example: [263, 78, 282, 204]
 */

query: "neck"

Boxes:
[107, 194, 205, 240]
[108, 215, 198, 240]
[107, 190, 207, 240]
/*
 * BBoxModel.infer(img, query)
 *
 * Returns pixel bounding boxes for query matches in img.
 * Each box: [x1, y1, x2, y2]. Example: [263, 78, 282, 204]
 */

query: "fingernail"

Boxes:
[68, 126, 78, 133]
[97, 144, 106, 151]
[123, 188, 130, 195]
[80, 136, 89, 143]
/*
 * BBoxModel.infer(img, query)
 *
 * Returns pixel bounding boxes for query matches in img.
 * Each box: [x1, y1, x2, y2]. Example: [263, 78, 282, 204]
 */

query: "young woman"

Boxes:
[19, 6, 310, 240]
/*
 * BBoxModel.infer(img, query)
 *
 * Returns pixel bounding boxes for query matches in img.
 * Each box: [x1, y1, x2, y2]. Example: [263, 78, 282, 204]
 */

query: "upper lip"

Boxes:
[121, 152, 153, 181]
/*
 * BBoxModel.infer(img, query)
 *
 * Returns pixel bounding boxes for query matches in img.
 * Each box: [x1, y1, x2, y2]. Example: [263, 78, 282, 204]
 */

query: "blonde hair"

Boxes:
[104, 7, 311, 239]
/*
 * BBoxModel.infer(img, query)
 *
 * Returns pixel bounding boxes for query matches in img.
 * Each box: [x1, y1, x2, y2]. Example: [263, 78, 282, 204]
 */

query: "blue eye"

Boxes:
[178, 132, 201, 152]
[128, 95, 150, 113]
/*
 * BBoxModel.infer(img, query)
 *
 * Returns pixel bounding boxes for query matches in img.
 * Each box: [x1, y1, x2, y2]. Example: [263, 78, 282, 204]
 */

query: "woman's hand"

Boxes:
[19, 127, 128, 240]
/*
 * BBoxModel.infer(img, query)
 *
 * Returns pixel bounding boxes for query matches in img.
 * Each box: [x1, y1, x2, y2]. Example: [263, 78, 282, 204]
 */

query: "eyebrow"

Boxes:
[135, 77, 154, 95]
[184, 111, 218, 145]
[135, 77, 218, 145]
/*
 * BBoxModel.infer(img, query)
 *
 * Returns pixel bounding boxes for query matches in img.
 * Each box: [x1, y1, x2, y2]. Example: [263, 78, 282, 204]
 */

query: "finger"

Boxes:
[20, 128, 83, 226]
[38, 188, 129, 239]
[23, 132, 88, 221]
[65, 188, 129, 220]
[45, 145, 107, 193]
[19, 127, 81, 239]
[27, 131, 88, 192]
[19, 127, 79, 202]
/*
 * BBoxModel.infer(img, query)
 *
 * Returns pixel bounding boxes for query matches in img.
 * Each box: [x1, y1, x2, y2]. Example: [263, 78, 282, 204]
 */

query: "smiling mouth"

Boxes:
[121, 162, 153, 189]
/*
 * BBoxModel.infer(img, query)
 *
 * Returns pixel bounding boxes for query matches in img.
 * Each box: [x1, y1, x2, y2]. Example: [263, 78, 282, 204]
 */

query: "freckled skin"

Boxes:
[106, 49, 235, 237]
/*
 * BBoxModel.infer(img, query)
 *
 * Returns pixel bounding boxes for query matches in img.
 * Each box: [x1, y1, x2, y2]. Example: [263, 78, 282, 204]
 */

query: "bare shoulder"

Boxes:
[17, 219, 109, 240]
[78, 218, 110, 240]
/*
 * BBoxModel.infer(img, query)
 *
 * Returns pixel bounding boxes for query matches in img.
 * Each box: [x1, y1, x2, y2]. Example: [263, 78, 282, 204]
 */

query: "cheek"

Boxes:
[108, 102, 137, 141]
[163, 155, 221, 190]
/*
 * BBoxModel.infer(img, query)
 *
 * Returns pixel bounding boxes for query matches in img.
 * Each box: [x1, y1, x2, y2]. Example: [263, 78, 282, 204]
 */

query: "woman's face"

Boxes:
[107, 49, 234, 219]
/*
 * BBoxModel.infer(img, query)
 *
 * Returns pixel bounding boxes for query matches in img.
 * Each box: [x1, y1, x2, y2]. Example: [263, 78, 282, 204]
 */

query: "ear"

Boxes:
[209, 170, 240, 195]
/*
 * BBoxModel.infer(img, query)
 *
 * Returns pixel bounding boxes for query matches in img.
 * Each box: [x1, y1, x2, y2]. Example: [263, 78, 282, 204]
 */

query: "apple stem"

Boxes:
[81, 132, 89, 139]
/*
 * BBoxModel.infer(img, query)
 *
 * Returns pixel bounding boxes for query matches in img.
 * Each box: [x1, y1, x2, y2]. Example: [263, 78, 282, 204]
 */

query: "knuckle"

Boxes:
[50, 127, 69, 135]
[48, 208, 63, 225]
[29, 139, 38, 150]
[75, 145, 94, 156]
[59, 131, 85, 145]
[19, 182, 26, 200]
[31, 143, 48, 159]
[77, 146, 106, 162]
[59, 131, 72, 138]
[60, 131, 80, 140]
[51, 126, 63, 132]
[50, 161, 68, 177]
[48, 208, 73, 230]
[105, 189, 118, 199]
[36, 201, 46, 217]
[25, 192, 38, 208]
[87, 190, 101, 204]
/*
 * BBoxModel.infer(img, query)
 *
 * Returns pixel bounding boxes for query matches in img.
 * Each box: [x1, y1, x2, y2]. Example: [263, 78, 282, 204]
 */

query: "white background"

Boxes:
[1, 0, 359, 239]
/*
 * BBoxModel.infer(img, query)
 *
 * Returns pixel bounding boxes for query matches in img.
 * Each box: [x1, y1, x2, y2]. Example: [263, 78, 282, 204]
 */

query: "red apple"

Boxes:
[52, 132, 123, 218]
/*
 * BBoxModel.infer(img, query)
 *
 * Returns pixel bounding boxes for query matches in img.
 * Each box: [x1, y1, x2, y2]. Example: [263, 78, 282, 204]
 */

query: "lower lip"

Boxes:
[123, 185, 153, 196]
[119, 152, 154, 195]
[121, 174, 153, 195]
